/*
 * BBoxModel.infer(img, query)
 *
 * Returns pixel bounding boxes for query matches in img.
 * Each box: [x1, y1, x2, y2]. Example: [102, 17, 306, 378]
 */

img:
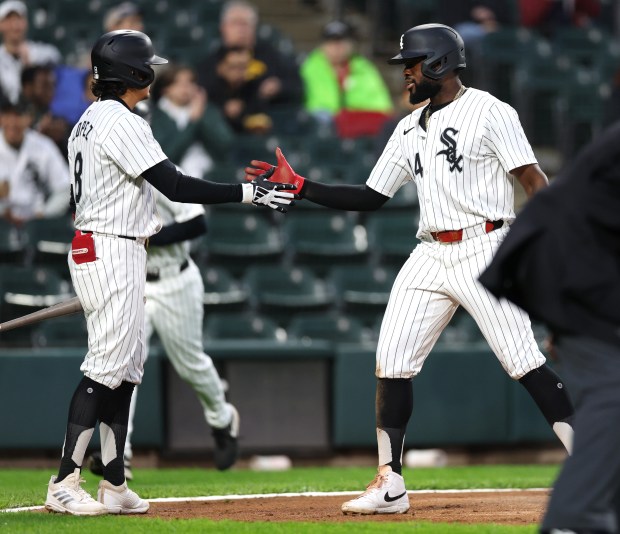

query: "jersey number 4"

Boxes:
[74, 151, 83, 203]
[409, 153, 423, 177]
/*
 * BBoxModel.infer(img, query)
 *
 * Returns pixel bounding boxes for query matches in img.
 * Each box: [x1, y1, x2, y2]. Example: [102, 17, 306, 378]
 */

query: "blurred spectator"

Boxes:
[150, 64, 234, 178]
[21, 65, 70, 156]
[520, 0, 601, 35]
[300, 20, 393, 137]
[103, 2, 144, 32]
[0, 0, 61, 104]
[438, 1, 515, 47]
[0, 99, 70, 225]
[204, 46, 272, 134]
[50, 68, 96, 127]
[197, 0, 302, 107]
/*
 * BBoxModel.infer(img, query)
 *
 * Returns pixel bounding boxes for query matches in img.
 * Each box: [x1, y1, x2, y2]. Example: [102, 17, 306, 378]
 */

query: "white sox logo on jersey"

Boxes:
[437, 127, 463, 172]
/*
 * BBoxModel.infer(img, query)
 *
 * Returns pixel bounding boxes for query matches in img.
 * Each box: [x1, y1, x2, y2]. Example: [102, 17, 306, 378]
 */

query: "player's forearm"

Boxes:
[302, 181, 390, 211]
[149, 214, 207, 247]
[142, 159, 242, 204]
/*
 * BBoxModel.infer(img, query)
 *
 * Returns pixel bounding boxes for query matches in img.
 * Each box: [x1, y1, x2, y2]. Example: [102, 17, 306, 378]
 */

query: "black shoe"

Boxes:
[212, 405, 240, 471]
[85, 451, 133, 481]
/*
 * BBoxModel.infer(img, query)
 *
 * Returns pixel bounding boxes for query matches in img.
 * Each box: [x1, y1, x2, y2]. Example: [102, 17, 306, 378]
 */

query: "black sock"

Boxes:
[99, 381, 135, 486]
[376, 378, 413, 475]
[519, 364, 574, 426]
[57, 377, 107, 483]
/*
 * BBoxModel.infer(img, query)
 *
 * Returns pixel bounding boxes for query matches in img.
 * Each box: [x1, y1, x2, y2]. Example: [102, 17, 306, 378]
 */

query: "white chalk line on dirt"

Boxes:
[1, 488, 548, 513]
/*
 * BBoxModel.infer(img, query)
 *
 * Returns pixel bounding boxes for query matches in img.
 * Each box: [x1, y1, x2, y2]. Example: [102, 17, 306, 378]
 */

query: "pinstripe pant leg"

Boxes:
[146, 261, 230, 428]
[376, 244, 458, 379]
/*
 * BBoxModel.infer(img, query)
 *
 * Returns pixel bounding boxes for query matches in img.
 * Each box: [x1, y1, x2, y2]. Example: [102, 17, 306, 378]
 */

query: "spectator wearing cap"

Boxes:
[300, 20, 393, 137]
[0, 98, 70, 225]
[150, 64, 234, 178]
[197, 0, 302, 108]
[103, 2, 144, 32]
[0, 0, 61, 104]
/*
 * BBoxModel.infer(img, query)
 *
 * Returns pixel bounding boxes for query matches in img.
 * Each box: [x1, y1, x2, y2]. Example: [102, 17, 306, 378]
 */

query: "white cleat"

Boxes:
[341, 467, 410, 515]
[45, 468, 108, 516]
[97, 480, 149, 514]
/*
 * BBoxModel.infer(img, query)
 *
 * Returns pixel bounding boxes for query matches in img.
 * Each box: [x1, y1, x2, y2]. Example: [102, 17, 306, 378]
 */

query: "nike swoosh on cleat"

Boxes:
[384, 491, 407, 502]
[403, 127, 415, 135]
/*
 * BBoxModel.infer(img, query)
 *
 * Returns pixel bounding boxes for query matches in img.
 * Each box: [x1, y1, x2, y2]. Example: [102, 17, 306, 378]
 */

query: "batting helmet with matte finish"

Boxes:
[388, 23, 466, 80]
[91, 30, 168, 89]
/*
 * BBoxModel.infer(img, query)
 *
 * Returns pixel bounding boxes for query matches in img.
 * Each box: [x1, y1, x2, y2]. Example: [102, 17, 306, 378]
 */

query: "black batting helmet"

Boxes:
[91, 30, 167, 89]
[388, 23, 466, 80]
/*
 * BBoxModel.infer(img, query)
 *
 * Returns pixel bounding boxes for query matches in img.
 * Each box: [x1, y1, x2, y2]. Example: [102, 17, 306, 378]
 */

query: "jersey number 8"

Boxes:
[74, 152, 83, 204]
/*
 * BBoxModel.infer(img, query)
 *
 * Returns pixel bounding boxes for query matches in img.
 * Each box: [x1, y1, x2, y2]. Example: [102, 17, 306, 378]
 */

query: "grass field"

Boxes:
[0, 465, 559, 533]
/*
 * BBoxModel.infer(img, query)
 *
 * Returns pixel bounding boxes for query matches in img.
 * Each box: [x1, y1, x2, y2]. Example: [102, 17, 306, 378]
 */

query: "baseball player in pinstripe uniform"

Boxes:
[88, 187, 239, 480]
[246, 23, 575, 516]
[44, 29, 295, 516]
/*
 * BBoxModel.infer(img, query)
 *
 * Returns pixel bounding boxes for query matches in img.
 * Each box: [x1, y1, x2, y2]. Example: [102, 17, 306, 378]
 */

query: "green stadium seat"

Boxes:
[288, 312, 369, 343]
[32, 314, 88, 348]
[552, 27, 610, 69]
[514, 55, 581, 147]
[200, 266, 249, 312]
[329, 265, 397, 324]
[203, 212, 284, 275]
[479, 27, 550, 103]
[203, 312, 283, 340]
[365, 211, 419, 267]
[24, 216, 74, 279]
[0, 219, 26, 264]
[244, 265, 334, 319]
[0, 266, 72, 346]
[284, 212, 368, 275]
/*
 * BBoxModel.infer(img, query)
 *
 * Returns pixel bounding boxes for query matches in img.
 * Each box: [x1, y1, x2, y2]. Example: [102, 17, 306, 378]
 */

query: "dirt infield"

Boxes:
[145, 490, 549, 524]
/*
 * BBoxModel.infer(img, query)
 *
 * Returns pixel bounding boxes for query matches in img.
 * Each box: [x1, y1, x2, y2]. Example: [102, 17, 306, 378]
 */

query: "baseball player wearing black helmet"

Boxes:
[245, 22, 576, 516]
[44, 29, 296, 516]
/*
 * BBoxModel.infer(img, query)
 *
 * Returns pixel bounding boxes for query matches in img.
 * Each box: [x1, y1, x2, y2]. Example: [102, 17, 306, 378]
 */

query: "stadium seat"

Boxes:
[32, 314, 88, 348]
[203, 212, 285, 276]
[365, 211, 419, 267]
[284, 212, 368, 275]
[203, 312, 283, 340]
[514, 54, 583, 147]
[24, 216, 74, 279]
[244, 265, 335, 320]
[288, 312, 369, 344]
[552, 27, 610, 70]
[329, 265, 397, 324]
[0, 266, 72, 347]
[0, 219, 26, 264]
[200, 266, 249, 312]
[479, 27, 550, 103]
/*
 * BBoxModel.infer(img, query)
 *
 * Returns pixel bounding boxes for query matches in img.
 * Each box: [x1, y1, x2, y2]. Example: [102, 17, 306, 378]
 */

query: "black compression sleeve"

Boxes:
[148, 214, 207, 247]
[301, 180, 389, 211]
[142, 159, 242, 204]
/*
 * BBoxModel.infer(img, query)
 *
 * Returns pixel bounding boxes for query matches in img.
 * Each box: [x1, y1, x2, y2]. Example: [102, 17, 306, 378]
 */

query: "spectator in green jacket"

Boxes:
[150, 64, 235, 178]
[301, 20, 393, 137]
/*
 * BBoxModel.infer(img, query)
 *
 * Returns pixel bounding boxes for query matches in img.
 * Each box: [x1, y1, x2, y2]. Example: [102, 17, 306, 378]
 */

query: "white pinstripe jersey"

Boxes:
[68, 99, 167, 239]
[367, 88, 537, 239]
[146, 190, 205, 270]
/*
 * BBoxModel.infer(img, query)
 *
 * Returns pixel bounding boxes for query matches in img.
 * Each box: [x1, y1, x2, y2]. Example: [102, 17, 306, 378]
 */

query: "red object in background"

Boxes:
[334, 110, 392, 138]
[520, 0, 601, 27]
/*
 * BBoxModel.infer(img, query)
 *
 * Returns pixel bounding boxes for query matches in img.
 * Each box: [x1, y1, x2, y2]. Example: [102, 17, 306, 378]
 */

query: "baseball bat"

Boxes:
[0, 296, 83, 332]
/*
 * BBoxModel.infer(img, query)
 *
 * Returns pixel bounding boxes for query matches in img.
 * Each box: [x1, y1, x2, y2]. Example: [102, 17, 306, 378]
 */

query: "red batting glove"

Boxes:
[244, 147, 306, 195]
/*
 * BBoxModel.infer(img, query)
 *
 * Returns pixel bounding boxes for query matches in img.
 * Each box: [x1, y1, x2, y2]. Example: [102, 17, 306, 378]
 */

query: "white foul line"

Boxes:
[0, 488, 548, 514]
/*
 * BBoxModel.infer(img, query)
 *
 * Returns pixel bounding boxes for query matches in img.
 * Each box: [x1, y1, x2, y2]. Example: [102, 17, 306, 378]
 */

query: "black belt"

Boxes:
[83, 230, 136, 241]
[146, 260, 189, 282]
